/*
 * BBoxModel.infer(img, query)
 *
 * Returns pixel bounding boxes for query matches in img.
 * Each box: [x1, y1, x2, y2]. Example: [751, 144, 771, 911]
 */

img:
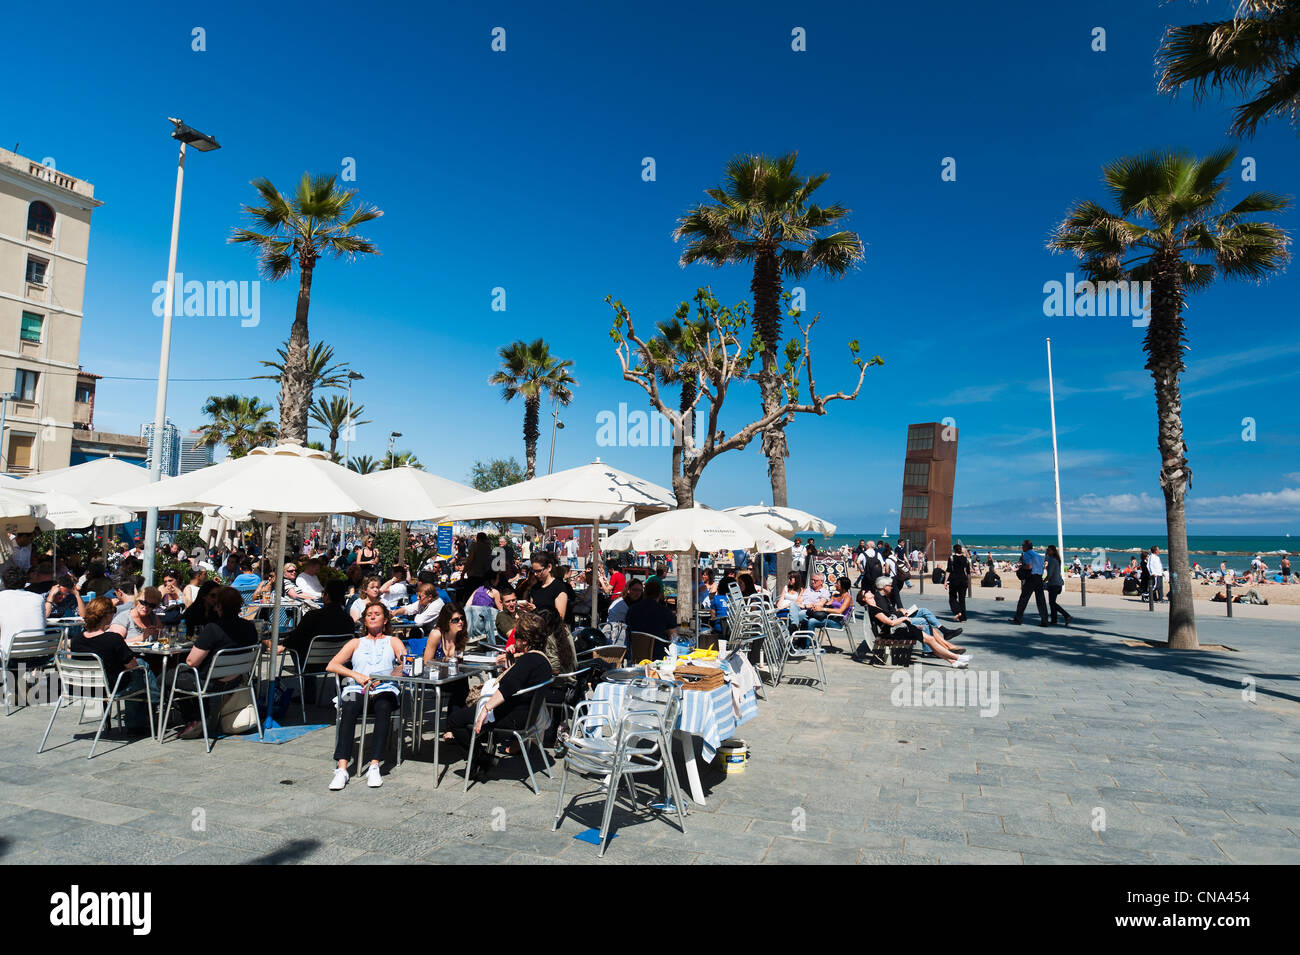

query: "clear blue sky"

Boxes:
[6, 0, 1297, 534]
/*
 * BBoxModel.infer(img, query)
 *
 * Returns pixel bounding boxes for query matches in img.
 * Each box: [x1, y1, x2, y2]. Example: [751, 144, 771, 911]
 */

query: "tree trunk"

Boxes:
[523, 393, 540, 480]
[1145, 253, 1197, 650]
[750, 244, 792, 588]
[280, 265, 315, 443]
[328, 428, 339, 459]
[672, 474, 695, 628]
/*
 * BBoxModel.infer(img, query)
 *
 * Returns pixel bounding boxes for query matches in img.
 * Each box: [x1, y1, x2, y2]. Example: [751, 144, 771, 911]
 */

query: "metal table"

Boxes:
[359, 661, 498, 786]
[129, 641, 193, 742]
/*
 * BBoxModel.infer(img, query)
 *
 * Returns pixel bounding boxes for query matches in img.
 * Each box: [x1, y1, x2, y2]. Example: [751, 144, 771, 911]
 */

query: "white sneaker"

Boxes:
[329, 768, 349, 791]
[957, 653, 972, 663]
[950, 658, 969, 669]
[366, 764, 383, 788]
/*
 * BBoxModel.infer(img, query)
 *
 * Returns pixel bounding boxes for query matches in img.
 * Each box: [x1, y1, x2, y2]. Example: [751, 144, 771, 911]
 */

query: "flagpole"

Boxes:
[1046, 338, 1064, 559]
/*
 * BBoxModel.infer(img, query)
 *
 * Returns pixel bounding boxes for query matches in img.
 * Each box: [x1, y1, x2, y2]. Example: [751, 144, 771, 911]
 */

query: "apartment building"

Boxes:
[0, 147, 101, 473]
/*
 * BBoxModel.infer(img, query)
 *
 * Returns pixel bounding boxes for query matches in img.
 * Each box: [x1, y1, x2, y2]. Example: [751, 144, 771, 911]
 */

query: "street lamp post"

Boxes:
[141, 118, 220, 586]
[342, 370, 364, 543]
[547, 396, 565, 475]
[387, 431, 401, 465]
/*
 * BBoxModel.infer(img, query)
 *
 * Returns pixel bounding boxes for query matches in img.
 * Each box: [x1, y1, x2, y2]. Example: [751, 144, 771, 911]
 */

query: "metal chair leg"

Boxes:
[89, 693, 115, 759]
[552, 759, 571, 830]
[198, 692, 213, 753]
[463, 726, 478, 792]
[37, 696, 63, 753]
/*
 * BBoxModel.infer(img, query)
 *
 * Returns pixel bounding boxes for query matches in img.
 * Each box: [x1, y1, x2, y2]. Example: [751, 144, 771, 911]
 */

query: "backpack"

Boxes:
[860, 553, 883, 589]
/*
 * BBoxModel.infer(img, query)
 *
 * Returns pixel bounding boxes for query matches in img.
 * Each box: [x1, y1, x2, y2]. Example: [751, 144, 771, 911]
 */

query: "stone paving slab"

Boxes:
[1, 596, 1296, 864]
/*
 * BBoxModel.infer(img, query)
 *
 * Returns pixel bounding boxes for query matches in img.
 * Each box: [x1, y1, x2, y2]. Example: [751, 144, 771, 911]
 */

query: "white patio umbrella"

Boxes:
[362, 467, 481, 564]
[722, 503, 837, 539]
[0, 485, 52, 536]
[438, 460, 676, 625]
[20, 457, 142, 568]
[97, 442, 394, 728]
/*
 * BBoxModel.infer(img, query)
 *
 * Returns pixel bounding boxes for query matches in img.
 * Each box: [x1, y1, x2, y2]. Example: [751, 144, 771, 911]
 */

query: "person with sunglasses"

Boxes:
[109, 586, 163, 644]
[424, 602, 471, 710]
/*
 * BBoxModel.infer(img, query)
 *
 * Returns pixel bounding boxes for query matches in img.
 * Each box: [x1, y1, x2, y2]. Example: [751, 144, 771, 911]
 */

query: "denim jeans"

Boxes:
[787, 606, 808, 630]
[911, 607, 943, 635]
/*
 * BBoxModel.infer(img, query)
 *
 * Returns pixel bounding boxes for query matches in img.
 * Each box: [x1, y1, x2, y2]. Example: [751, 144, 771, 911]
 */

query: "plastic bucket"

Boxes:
[716, 738, 747, 775]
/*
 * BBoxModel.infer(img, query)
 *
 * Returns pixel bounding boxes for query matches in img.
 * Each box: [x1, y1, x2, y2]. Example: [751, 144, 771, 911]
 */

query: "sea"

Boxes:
[816, 534, 1296, 569]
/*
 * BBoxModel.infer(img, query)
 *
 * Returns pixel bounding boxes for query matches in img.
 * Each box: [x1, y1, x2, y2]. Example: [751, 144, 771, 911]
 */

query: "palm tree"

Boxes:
[195, 395, 278, 459]
[1050, 148, 1290, 649]
[348, 455, 379, 475]
[382, 450, 423, 470]
[309, 394, 370, 460]
[1157, 1, 1300, 137]
[488, 339, 577, 479]
[255, 340, 352, 395]
[675, 153, 864, 511]
[230, 174, 382, 443]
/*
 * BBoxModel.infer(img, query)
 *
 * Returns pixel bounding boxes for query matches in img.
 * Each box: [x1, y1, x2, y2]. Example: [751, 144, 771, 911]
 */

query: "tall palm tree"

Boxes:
[309, 394, 370, 460]
[195, 395, 278, 459]
[1157, 0, 1300, 137]
[488, 339, 577, 479]
[381, 450, 423, 470]
[230, 174, 382, 443]
[1050, 148, 1290, 649]
[675, 153, 864, 511]
[348, 455, 379, 475]
[255, 340, 352, 394]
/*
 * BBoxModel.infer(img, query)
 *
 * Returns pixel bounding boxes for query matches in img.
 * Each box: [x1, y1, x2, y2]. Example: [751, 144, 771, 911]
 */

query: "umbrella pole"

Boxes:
[399, 522, 407, 567]
[264, 511, 288, 729]
[591, 519, 600, 627]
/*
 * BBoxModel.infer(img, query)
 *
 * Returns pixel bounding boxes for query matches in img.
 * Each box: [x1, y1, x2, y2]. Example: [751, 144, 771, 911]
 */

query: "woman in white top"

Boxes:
[325, 602, 406, 790]
[776, 571, 805, 612]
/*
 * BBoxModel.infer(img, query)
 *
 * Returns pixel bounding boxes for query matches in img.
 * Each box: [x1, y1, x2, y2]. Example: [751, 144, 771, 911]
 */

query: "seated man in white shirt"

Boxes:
[789, 572, 830, 629]
[379, 565, 410, 610]
[287, 558, 324, 602]
[0, 565, 47, 658]
[393, 582, 444, 630]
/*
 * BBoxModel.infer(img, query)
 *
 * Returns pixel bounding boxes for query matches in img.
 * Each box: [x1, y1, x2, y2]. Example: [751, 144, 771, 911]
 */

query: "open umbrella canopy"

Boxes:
[0, 484, 53, 535]
[94, 442, 391, 521]
[603, 504, 793, 554]
[722, 503, 837, 538]
[438, 459, 675, 528]
[21, 457, 141, 528]
[362, 467, 481, 522]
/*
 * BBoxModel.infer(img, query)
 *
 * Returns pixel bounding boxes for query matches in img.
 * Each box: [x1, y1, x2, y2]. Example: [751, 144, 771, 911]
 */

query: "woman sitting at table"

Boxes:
[423, 602, 471, 711]
[250, 566, 279, 603]
[445, 611, 553, 779]
[68, 596, 155, 734]
[110, 587, 163, 644]
[777, 571, 805, 614]
[182, 581, 219, 636]
[349, 576, 383, 623]
[325, 601, 406, 791]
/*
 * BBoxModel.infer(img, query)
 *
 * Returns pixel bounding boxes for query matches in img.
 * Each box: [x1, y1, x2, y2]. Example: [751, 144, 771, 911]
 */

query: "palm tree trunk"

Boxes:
[673, 474, 695, 628]
[328, 428, 339, 459]
[280, 265, 315, 443]
[523, 394, 540, 480]
[1146, 255, 1197, 649]
[751, 244, 790, 586]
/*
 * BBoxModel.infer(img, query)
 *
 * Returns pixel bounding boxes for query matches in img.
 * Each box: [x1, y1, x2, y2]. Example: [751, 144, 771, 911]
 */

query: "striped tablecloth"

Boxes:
[590, 661, 759, 761]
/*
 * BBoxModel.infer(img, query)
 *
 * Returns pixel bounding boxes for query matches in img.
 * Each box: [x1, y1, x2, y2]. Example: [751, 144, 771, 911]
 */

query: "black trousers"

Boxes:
[448, 703, 530, 752]
[948, 580, 967, 618]
[1014, 574, 1049, 624]
[1047, 585, 1071, 624]
[333, 691, 397, 764]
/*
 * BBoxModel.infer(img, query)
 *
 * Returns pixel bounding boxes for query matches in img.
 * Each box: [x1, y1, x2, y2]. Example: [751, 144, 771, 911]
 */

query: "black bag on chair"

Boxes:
[931, 567, 945, 584]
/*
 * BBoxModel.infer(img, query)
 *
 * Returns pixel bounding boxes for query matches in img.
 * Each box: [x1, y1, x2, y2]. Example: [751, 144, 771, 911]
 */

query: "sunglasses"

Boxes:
[141, 601, 159, 609]
[450, 616, 465, 623]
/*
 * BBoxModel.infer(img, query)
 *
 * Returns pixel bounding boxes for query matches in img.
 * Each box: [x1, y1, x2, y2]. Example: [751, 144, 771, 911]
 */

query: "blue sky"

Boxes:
[6, 0, 1298, 534]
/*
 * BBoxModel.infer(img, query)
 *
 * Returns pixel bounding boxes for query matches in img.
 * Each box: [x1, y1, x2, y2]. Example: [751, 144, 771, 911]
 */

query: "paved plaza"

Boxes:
[1, 594, 1297, 865]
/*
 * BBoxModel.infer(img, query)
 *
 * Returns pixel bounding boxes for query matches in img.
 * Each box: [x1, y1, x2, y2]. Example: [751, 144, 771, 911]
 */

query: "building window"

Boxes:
[906, 427, 934, 452]
[25, 256, 48, 285]
[903, 460, 930, 488]
[8, 434, 34, 470]
[14, 369, 39, 402]
[20, 312, 43, 343]
[902, 495, 930, 520]
[75, 384, 93, 403]
[27, 201, 55, 236]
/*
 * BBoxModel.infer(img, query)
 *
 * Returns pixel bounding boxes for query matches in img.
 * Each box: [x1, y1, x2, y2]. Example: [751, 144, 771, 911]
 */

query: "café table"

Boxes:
[360, 657, 499, 785]
[589, 654, 758, 806]
[48, 617, 84, 648]
[128, 640, 194, 742]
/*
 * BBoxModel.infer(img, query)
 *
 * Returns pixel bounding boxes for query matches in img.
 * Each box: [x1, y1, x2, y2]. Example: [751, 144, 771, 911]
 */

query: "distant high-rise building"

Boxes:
[898, 422, 958, 558]
[180, 429, 212, 475]
[141, 418, 181, 477]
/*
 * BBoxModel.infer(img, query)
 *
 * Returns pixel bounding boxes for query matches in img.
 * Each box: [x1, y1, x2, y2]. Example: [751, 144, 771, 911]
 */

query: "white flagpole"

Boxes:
[1046, 338, 1064, 559]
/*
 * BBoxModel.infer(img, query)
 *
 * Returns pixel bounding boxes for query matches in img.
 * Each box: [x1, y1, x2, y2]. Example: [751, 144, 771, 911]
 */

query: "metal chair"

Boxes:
[628, 630, 670, 664]
[784, 629, 828, 690]
[464, 677, 555, 794]
[3, 627, 61, 715]
[38, 653, 155, 758]
[164, 645, 264, 752]
[545, 663, 596, 739]
[553, 678, 687, 856]
[277, 634, 351, 722]
[812, 607, 857, 656]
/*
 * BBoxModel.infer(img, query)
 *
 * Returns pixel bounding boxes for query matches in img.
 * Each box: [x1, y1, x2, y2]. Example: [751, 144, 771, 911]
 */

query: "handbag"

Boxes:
[218, 681, 258, 734]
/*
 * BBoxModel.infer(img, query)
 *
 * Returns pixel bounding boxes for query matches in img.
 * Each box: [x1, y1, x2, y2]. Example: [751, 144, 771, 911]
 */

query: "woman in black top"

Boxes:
[182, 581, 220, 636]
[447, 611, 553, 776]
[521, 553, 572, 626]
[946, 544, 971, 621]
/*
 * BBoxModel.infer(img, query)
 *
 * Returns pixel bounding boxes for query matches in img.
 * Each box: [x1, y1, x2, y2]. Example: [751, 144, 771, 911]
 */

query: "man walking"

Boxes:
[1012, 539, 1049, 626]
[1148, 545, 1165, 602]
